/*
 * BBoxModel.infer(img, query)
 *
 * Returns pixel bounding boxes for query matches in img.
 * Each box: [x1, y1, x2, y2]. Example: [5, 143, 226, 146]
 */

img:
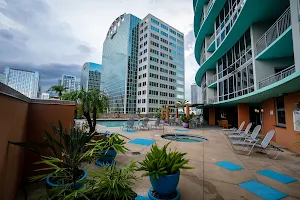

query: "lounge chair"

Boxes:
[231, 130, 282, 159]
[229, 125, 261, 142]
[223, 121, 245, 134]
[226, 122, 251, 136]
[138, 117, 150, 130]
[175, 118, 182, 126]
[121, 118, 136, 131]
[133, 118, 143, 129]
[152, 118, 163, 129]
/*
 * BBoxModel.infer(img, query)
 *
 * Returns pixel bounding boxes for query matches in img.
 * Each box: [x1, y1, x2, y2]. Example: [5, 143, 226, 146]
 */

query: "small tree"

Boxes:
[62, 89, 109, 133]
[48, 85, 67, 100]
[175, 100, 189, 113]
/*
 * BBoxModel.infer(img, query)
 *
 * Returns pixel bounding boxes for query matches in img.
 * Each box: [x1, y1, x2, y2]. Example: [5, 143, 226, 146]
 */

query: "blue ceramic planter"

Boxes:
[150, 170, 180, 196]
[96, 149, 117, 165]
[46, 169, 87, 189]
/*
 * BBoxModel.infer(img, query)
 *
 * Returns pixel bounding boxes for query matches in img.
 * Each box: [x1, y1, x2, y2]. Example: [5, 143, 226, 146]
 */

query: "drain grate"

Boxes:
[131, 152, 141, 155]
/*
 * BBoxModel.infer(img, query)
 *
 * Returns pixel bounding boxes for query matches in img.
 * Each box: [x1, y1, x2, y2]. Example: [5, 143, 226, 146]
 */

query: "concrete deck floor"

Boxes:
[18, 124, 300, 200]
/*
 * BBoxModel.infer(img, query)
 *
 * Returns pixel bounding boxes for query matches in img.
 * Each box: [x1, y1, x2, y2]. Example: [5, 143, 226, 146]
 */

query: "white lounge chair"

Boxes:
[151, 118, 163, 129]
[231, 130, 281, 159]
[138, 117, 150, 130]
[230, 125, 261, 142]
[227, 122, 252, 137]
[121, 118, 136, 131]
[224, 121, 245, 135]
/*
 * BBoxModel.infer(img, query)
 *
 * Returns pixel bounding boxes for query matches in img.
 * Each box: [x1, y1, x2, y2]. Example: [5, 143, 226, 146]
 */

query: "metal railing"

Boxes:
[206, 0, 216, 15]
[200, 44, 206, 65]
[258, 65, 295, 89]
[256, 7, 291, 55]
[200, 0, 216, 28]
[208, 74, 217, 85]
[207, 33, 215, 49]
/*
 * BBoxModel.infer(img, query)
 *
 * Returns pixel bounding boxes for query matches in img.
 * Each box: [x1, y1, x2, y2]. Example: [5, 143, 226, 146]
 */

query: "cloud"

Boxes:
[0, 0, 94, 65]
[0, 61, 81, 91]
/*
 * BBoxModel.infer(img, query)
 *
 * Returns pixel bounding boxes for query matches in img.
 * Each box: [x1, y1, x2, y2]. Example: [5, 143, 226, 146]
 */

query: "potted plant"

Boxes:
[91, 133, 128, 166]
[181, 115, 190, 128]
[10, 121, 98, 191]
[137, 143, 192, 199]
[44, 162, 139, 200]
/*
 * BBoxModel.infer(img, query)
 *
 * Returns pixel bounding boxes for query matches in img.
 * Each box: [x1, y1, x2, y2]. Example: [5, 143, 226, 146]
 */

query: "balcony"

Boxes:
[208, 74, 217, 88]
[195, 0, 290, 87]
[258, 65, 296, 89]
[200, 44, 206, 65]
[256, 7, 292, 59]
[207, 33, 215, 52]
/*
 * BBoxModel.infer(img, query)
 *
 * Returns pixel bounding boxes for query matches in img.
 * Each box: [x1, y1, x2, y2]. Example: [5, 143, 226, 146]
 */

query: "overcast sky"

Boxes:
[0, 0, 198, 100]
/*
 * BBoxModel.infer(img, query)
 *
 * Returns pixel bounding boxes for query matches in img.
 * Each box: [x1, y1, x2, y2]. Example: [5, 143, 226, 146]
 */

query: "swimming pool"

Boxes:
[161, 134, 208, 143]
[96, 120, 136, 127]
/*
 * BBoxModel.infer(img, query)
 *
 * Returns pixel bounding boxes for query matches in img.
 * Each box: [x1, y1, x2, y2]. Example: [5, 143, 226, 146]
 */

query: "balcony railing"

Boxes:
[256, 7, 291, 55]
[200, 0, 216, 29]
[207, 33, 215, 49]
[208, 74, 217, 85]
[208, 96, 217, 104]
[200, 44, 206, 65]
[258, 65, 295, 89]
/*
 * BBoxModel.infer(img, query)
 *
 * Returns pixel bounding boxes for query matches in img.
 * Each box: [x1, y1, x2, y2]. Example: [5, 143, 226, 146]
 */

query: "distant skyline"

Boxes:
[0, 0, 197, 99]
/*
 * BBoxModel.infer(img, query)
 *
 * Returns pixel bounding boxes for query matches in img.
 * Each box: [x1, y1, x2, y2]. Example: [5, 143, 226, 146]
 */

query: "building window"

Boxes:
[276, 96, 286, 127]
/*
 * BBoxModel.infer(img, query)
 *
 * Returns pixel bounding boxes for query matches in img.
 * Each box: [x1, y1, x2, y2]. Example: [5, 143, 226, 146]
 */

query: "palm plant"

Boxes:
[86, 162, 139, 200]
[10, 121, 98, 188]
[137, 142, 192, 181]
[62, 89, 109, 133]
[175, 100, 189, 113]
[48, 85, 67, 99]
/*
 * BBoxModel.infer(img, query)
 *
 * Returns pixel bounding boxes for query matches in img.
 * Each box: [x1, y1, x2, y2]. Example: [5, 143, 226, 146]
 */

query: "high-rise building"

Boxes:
[75, 81, 81, 91]
[102, 14, 141, 114]
[0, 74, 4, 83]
[191, 84, 200, 104]
[193, 0, 300, 151]
[136, 14, 185, 114]
[102, 13, 185, 114]
[81, 62, 102, 91]
[3, 67, 40, 98]
[61, 74, 76, 93]
[58, 79, 62, 86]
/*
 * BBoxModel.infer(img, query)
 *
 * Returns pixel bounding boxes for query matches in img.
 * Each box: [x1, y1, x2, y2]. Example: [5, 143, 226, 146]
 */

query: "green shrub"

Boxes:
[137, 143, 192, 181]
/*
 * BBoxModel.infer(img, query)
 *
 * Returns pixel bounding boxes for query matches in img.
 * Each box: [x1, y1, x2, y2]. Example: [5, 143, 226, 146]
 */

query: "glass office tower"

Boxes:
[3, 67, 40, 98]
[102, 13, 141, 114]
[81, 62, 102, 91]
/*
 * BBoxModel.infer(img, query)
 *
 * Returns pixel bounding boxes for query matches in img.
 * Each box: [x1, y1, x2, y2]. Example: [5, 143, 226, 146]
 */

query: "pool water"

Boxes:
[161, 134, 207, 143]
[97, 120, 128, 127]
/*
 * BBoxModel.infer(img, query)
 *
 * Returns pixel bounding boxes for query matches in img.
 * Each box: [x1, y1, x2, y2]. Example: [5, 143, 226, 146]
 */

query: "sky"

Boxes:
[0, 0, 198, 100]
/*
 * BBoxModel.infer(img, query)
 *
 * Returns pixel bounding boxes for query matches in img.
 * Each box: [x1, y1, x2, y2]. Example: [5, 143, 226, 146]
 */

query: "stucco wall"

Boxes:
[0, 83, 76, 200]
[263, 90, 300, 153]
[0, 94, 28, 200]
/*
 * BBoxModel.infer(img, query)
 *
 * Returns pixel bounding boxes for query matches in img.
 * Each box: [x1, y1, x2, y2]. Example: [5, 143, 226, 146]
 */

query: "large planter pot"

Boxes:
[183, 122, 189, 128]
[96, 149, 117, 166]
[150, 170, 180, 196]
[46, 169, 87, 190]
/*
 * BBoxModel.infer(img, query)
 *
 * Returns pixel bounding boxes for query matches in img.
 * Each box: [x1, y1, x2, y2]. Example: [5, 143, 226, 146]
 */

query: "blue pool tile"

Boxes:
[136, 195, 149, 200]
[257, 169, 298, 184]
[129, 138, 156, 146]
[215, 161, 244, 171]
[239, 180, 287, 200]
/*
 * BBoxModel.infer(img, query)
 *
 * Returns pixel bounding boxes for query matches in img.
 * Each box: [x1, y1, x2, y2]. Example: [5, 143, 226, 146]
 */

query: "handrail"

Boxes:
[256, 7, 291, 55]
[207, 33, 215, 49]
[258, 65, 295, 89]
[200, 0, 216, 29]
[200, 44, 206, 65]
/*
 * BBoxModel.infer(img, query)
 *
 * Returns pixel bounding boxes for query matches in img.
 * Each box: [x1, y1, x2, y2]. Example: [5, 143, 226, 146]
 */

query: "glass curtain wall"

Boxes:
[218, 29, 254, 101]
[215, 0, 244, 47]
[102, 14, 141, 114]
